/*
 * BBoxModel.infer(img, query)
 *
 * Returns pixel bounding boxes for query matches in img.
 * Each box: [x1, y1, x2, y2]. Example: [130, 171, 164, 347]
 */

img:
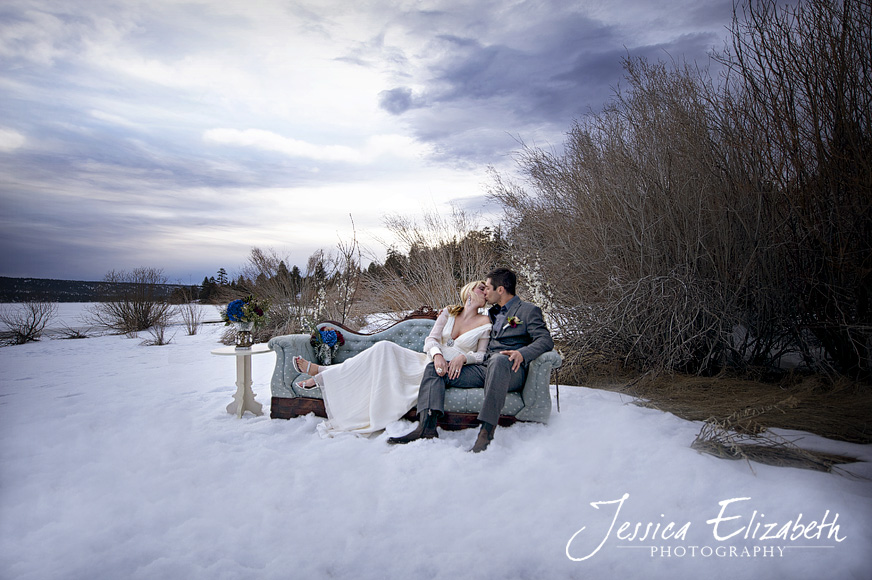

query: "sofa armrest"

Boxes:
[268, 334, 317, 398]
[515, 349, 562, 423]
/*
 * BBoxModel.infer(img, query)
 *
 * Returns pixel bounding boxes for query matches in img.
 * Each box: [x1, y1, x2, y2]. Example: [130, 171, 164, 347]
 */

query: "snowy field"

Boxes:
[1, 304, 871, 580]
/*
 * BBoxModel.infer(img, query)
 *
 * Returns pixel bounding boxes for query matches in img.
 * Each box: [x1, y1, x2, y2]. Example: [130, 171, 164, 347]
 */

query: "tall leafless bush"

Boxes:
[491, 59, 757, 374]
[490, 0, 871, 380]
[324, 216, 364, 325]
[230, 247, 309, 340]
[85, 268, 173, 334]
[0, 300, 58, 345]
[717, 0, 872, 378]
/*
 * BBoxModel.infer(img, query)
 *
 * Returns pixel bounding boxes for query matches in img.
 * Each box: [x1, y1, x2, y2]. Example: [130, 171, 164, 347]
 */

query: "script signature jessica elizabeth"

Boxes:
[565, 493, 846, 561]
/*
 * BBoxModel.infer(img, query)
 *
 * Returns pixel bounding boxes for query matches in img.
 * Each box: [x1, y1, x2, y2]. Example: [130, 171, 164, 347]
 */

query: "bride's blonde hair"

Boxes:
[446, 280, 485, 316]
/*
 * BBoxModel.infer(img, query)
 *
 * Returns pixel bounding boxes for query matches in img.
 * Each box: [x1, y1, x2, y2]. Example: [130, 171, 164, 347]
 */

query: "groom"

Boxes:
[388, 267, 554, 452]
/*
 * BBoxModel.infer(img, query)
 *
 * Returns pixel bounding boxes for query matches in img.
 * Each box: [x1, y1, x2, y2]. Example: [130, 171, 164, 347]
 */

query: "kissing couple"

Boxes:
[292, 267, 554, 452]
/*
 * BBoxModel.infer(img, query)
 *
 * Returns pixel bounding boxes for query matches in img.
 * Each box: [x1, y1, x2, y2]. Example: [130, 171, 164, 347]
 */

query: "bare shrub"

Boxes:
[231, 248, 324, 341]
[490, 0, 871, 381]
[0, 300, 58, 345]
[361, 208, 504, 321]
[226, 227, 365, 344]
[716, 0, 872, 378]
[57, 324, 89, 340]
[141, 322, 174, 346]
[490, 59, 753, 374]
[176, 287, 204, 336]
[225, 210, 502, 342]
[85, 268, 173, 334]
[328, 216, 364, 325]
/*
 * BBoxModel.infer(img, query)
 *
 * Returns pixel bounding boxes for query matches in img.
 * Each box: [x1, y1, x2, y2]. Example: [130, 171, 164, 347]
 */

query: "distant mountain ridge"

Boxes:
[0, 277, 192, 302]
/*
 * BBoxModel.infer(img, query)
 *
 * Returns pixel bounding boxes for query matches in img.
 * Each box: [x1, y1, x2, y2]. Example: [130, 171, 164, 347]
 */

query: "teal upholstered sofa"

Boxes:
[267, 315, 562, 428]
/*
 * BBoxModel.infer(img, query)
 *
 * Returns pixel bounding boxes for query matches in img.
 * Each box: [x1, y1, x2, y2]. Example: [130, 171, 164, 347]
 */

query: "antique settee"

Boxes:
[267, 312, 562, 429]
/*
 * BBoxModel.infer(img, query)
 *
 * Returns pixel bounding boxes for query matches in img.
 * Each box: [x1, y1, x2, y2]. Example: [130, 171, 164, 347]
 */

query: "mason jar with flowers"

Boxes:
[222, 295, 270, 349]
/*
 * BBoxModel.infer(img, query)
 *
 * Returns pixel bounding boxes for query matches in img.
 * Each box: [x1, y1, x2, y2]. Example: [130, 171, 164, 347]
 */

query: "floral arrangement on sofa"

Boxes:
[310, 327, 345, 365]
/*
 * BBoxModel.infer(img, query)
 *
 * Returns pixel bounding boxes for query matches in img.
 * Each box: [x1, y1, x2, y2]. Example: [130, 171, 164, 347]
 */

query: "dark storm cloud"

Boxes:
[368, 0, 730, 163]
[378, 87, 415, 115]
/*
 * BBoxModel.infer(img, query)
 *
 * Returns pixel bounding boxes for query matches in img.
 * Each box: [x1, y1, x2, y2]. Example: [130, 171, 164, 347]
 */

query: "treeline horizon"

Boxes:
[0, 276, 193, 303]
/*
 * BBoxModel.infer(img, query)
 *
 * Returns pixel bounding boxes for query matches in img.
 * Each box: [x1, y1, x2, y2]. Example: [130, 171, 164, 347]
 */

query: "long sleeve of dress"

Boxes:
[423, 309, 450, 355]
[464, 333, 489, 364]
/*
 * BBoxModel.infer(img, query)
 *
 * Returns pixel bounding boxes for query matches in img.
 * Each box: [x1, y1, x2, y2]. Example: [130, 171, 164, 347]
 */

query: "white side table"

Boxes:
[210, 343, 273, 418]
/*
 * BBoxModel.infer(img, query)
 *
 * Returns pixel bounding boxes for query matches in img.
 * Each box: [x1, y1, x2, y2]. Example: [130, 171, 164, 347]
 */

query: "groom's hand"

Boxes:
[500, 350, 525, 372]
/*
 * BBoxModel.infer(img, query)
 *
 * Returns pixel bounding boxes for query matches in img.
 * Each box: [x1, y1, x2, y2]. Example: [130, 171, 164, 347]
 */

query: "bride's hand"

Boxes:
[447, 357, 464, 380]
[433, 354, 448, 376]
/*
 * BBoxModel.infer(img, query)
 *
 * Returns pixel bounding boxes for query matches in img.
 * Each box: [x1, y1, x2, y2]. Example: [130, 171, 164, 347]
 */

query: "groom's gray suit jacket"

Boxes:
[486, 296, 554, 363]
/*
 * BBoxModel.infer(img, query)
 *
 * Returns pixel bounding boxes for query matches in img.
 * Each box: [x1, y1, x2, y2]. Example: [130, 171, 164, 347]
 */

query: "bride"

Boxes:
[292, 280, 492, 437]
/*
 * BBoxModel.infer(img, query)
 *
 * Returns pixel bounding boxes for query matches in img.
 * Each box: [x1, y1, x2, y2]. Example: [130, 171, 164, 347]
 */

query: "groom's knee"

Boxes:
[487, 354, 525, 391]
[489, 353, 513, 372]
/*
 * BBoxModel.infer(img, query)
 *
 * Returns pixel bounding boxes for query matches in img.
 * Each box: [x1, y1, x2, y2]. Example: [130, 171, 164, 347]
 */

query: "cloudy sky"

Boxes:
[0, 0, 734, 283]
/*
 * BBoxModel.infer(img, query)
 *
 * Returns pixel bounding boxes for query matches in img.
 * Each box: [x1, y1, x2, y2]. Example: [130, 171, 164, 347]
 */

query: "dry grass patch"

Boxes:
[690, 418, 859, 475]
[619, 373, 872, 444]
[559, 371, 872, 473]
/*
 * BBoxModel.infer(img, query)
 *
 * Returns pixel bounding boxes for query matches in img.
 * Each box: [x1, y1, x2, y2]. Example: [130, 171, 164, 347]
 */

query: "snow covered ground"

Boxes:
[1, 304, 871, 580]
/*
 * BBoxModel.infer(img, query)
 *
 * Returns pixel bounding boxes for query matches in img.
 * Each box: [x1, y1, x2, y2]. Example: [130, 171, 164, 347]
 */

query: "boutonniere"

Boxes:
[503, 316, 522, 330]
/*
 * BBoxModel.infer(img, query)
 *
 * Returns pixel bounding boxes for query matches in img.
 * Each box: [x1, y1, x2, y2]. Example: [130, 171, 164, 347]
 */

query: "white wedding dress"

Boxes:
[313, 313, 491, 437]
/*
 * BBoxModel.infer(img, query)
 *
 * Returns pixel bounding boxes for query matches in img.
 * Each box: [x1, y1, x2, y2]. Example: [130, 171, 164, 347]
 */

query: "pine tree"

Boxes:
[290, 265, 302, 296]
[277, 261, 291, 284]
[199, 276, 218, 302]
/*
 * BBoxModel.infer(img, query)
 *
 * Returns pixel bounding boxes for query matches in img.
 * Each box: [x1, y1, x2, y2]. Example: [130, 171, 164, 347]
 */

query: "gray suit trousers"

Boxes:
[416, 355, 527, 426]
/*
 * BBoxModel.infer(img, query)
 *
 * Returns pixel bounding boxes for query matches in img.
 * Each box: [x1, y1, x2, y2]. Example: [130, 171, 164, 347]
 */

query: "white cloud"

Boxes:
[0, 8, 76, 65]
[203, 128, 430, 163]
[70, 2, 390, 133]
[365, 133, 432, 158]
[89, 110, 144, 130]
[0, 128, 26, 151]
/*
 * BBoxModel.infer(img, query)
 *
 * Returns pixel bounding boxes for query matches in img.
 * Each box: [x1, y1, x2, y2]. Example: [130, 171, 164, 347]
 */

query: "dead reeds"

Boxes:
[360, 208, 503, 321]
[691, 418, 859, 475]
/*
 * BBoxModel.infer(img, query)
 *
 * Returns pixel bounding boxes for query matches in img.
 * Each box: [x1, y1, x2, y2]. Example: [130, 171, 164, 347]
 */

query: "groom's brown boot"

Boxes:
[387, 411, 439, 444]
[470, 422, 496, 453]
